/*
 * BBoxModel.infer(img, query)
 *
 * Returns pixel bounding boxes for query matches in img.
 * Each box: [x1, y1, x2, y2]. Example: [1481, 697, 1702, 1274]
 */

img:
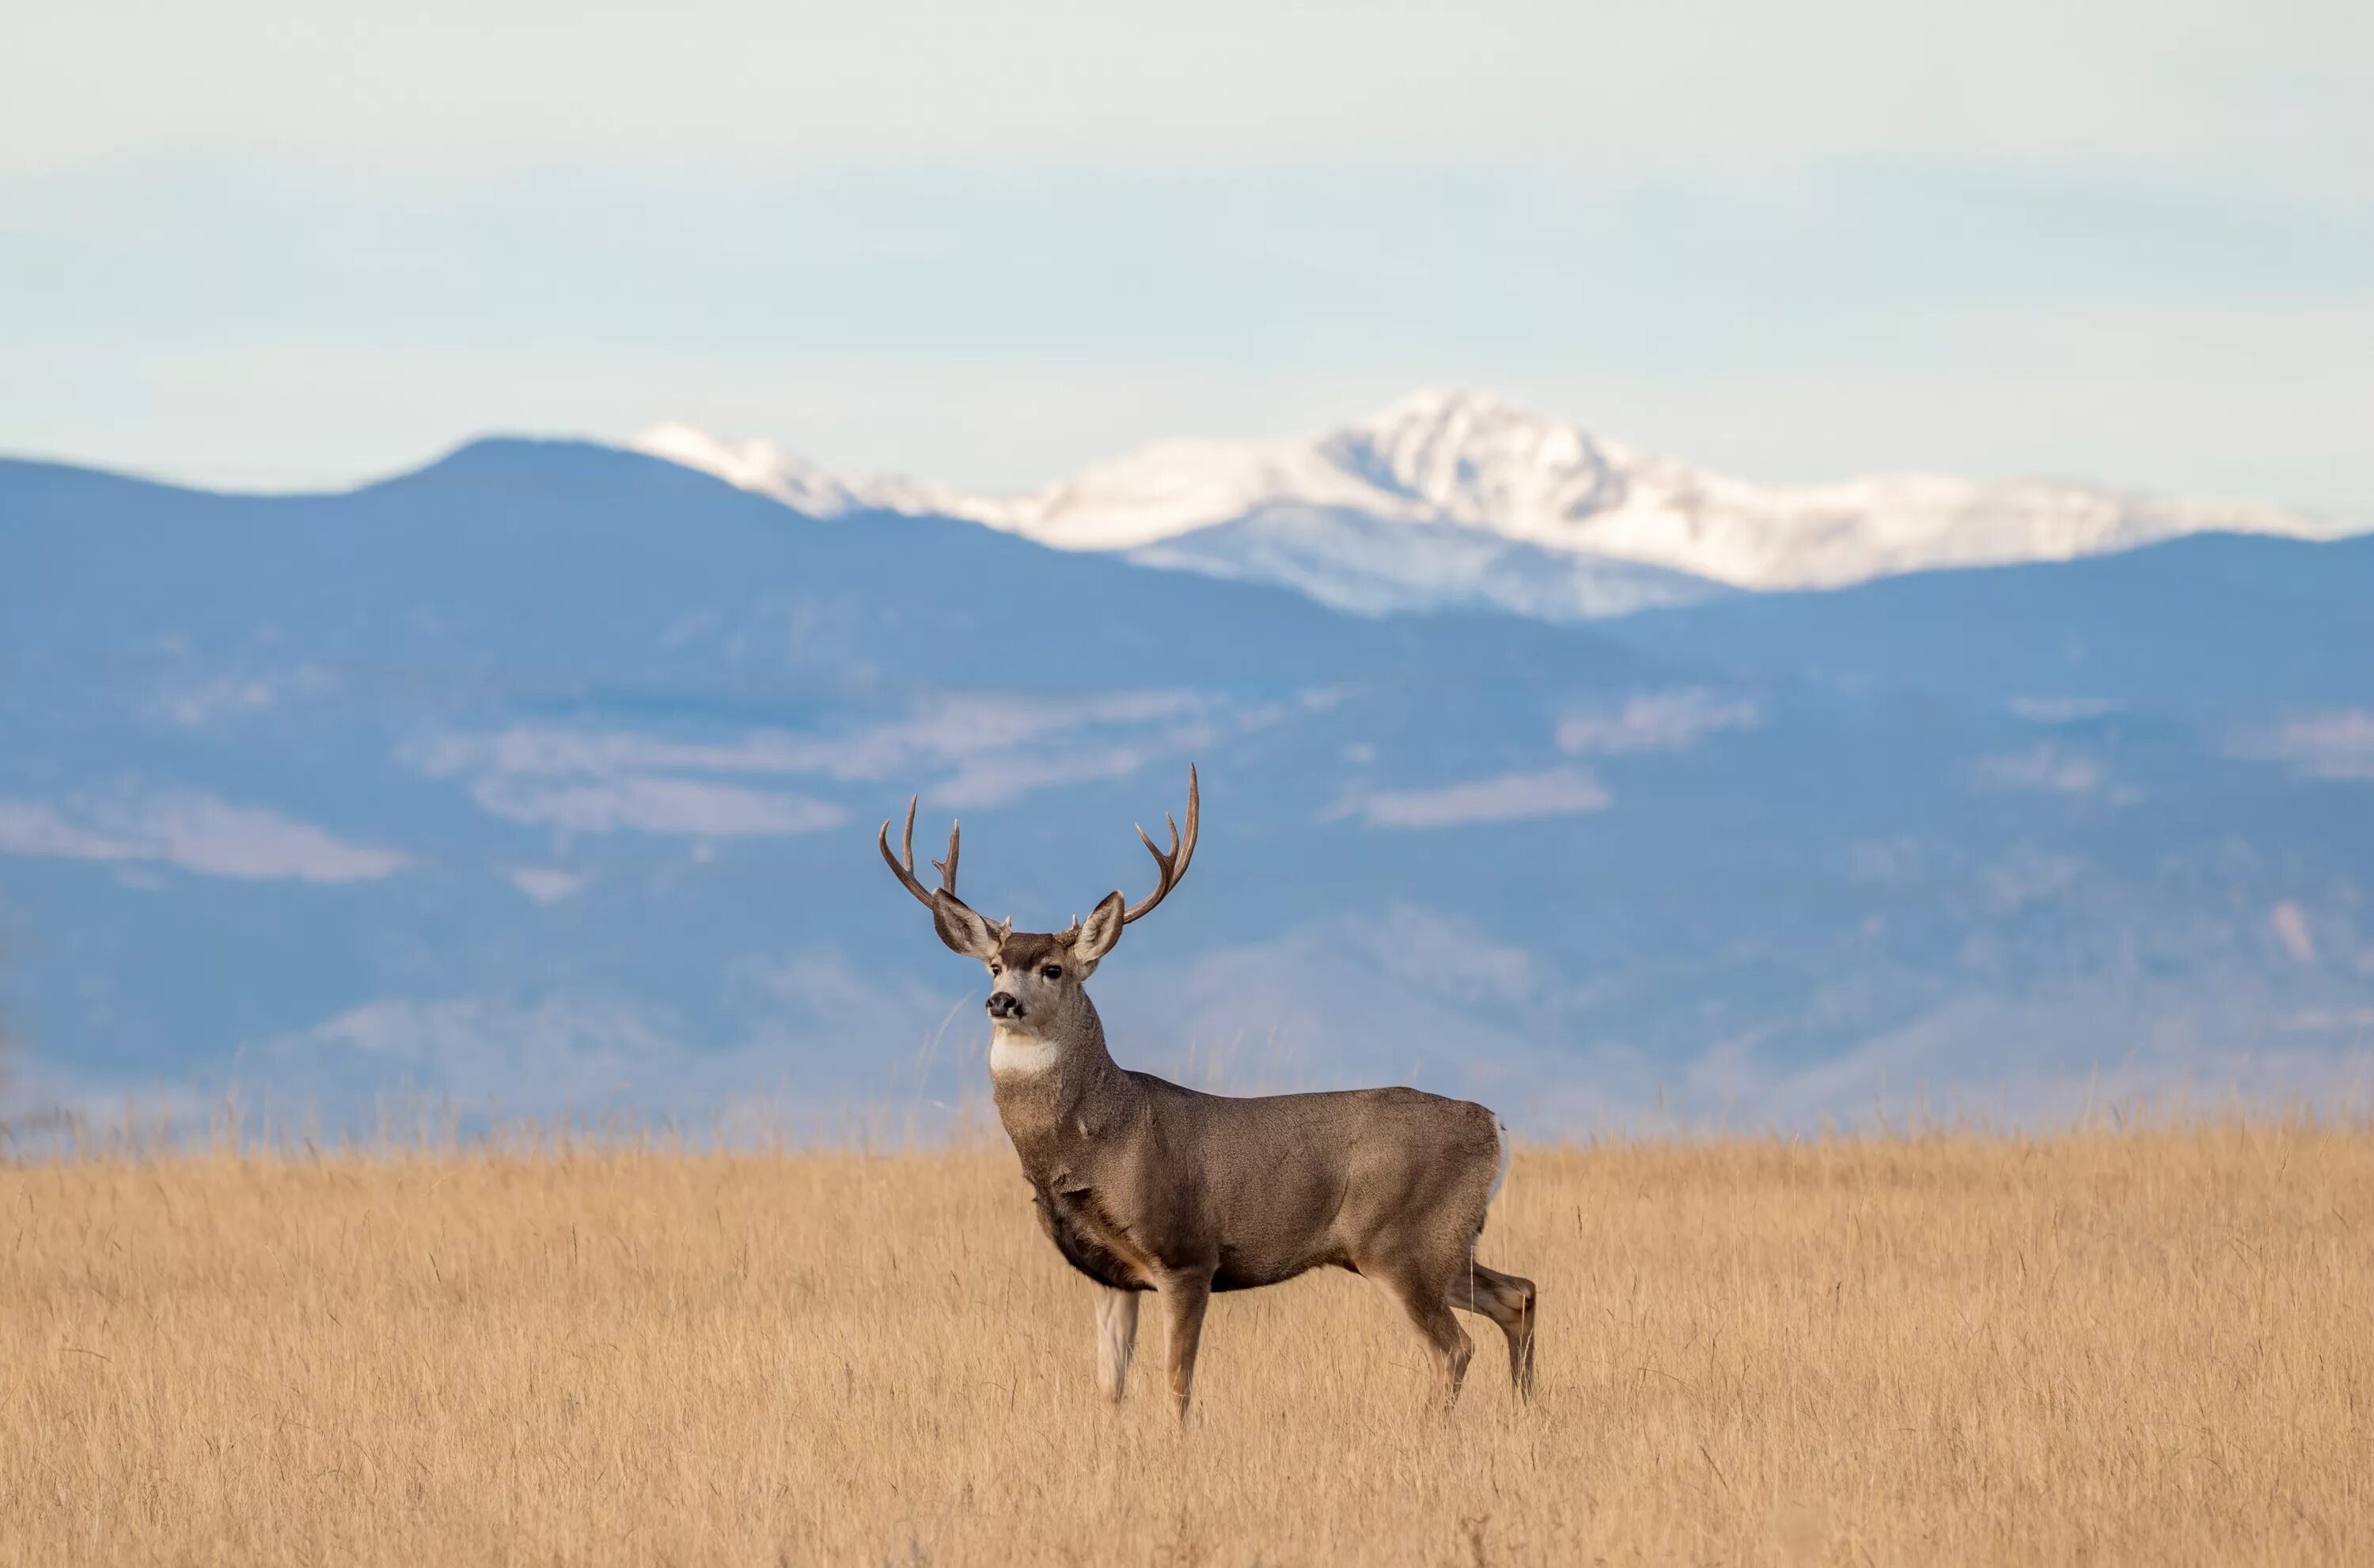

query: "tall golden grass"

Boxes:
[6, 1121, 2371, 1565]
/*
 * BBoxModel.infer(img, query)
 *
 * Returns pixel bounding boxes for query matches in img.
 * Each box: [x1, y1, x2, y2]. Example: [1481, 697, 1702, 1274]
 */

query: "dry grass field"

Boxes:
[5, 1121, 2372, 1566]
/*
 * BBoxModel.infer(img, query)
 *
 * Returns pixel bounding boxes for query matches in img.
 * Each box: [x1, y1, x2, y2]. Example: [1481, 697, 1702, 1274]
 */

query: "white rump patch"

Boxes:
[989, 1028, 1060, 1077]
[1488, 1117, 1511, 1206]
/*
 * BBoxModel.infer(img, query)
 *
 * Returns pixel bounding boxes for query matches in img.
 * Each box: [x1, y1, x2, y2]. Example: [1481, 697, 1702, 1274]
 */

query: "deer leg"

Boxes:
[1094, 1286, 1140, 1402]
[1451, 1262, 1538, 1401]
[1155, 1271, 1212, 1422]
[1378, 1267, 1474, 1407]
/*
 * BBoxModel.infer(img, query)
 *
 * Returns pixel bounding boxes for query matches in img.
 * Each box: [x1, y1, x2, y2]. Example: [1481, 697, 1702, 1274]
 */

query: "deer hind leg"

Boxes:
[1155, 1271, 1213, 1423]
[1451, 1262, 1538, 1401]
[1094, 1286, 1140, 1402]
[1377, 1266, 1475, 1408]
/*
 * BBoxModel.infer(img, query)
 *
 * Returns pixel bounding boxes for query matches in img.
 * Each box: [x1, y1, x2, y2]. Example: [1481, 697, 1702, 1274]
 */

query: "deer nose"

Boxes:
[986, 992, 1024, 1021]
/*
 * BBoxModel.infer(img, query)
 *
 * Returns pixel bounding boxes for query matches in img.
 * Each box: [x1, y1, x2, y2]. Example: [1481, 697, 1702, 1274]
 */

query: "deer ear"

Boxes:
[931, 892, 1001, 961]
[1072, 891, 1128, 965]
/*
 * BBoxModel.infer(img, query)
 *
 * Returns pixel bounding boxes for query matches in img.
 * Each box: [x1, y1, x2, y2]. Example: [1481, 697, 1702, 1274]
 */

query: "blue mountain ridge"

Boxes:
[2, 440, 2368, 1130]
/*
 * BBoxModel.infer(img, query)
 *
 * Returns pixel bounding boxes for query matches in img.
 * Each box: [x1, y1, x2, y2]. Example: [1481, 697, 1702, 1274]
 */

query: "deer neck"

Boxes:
[988, 990, 1132, 1172]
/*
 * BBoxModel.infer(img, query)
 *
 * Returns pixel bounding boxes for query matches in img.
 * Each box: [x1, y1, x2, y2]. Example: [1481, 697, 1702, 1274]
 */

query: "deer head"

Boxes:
[878, 767, 1199, 1036]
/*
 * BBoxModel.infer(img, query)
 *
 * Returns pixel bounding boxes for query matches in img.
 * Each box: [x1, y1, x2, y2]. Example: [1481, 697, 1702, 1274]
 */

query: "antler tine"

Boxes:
[877, 795, 930, 908]
[1121, 765, 1200, 924]
[878, 793, 967, 911]
[932, 819, 960, 892]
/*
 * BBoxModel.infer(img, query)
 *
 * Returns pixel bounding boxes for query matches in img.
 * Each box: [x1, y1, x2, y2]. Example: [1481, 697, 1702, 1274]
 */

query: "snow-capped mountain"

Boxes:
[1125, 508, 1734, 619]
[633, 422, 965, 521]
[634, 391, 2342, 611]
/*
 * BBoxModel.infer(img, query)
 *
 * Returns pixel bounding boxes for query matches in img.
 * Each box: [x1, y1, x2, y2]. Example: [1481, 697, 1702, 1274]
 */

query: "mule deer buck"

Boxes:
[879, 767, 1536, 1419]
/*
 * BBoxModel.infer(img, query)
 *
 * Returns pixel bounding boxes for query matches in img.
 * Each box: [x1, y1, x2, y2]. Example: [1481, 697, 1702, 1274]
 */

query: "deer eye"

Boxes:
[988, 963, 1002, 976]
[1041, 964, 1063, 981]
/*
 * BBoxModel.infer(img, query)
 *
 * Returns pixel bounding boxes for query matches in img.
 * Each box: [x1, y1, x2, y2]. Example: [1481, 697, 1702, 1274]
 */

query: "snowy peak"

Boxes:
[635, 392, 2343, 604]
[953, 388, 1632, 551]
[1327, 388, 1633, 532]
[961, 433, 1420, 550]
[632, 422, 959, 520]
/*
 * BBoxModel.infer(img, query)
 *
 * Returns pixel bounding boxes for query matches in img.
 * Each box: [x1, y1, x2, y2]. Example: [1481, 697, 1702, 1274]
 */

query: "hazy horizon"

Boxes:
[7, 2, 2371, 513]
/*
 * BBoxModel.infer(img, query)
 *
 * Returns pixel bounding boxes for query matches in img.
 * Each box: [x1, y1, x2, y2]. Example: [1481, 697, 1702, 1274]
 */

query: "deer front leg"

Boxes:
[1378, 1264, 1473, 1408]
[1155, 1271, 1212, 1422]
[1094, 1286, 1140, 1401]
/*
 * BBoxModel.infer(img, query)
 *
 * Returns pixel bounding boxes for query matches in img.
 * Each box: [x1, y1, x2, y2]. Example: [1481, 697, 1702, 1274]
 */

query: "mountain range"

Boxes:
[2, 410, 2369, 1134]
[637, 390, 2346, 618]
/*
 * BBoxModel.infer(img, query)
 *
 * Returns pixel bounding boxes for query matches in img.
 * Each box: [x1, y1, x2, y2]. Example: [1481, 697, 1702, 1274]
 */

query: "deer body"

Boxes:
[881, 771, 1537, 1418]
[992, 1010, 1502, 1297]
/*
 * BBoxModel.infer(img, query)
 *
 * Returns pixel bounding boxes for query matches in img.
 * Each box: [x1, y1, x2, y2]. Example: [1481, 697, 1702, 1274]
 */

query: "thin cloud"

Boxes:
[2237, 710, 2374, 782]
[932, 747, 1154, 810]
[233, 958, 969, 1117]
[0, 792, 407, 883]
[0, 801, 134, 863]
[2270, 901, 2318, 967]
[2009, 696, 2121, 723]
[1341, 906, 1536, 1004]
[1974, 745, 2102, 794]
[406, 691, 1212, 786]
[406, 691, 1225, 828]
[152, 665, 339, 729]
[469, 776, 845, 837]
[1327, 767, 1611, 829]
[1557, 688, 1761, 756]
[503, 865, 589, 905]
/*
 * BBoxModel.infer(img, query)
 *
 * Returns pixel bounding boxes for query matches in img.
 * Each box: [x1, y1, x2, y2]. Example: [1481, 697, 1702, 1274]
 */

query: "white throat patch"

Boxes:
[989, 1027, 1060, 1077]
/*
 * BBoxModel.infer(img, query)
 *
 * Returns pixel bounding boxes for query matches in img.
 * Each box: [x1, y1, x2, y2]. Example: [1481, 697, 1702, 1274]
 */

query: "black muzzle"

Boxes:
[986, 992, 1024, 1021]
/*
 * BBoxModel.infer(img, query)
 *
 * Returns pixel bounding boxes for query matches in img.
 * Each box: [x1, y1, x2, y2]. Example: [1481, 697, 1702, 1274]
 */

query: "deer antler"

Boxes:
[878, 795, 967, 911]
[1121, 765, 1199, 924]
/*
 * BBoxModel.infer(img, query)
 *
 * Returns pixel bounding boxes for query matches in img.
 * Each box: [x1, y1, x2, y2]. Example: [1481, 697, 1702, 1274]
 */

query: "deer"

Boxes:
[878, 766, 1537, 1421]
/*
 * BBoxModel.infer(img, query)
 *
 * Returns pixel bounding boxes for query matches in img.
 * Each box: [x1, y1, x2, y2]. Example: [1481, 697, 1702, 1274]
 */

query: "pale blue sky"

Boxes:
[5, 1, 2369, 512]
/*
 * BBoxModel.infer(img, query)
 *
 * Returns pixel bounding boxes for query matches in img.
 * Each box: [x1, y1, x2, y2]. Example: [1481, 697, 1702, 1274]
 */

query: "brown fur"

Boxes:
[886, 773, 1537, 1419]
